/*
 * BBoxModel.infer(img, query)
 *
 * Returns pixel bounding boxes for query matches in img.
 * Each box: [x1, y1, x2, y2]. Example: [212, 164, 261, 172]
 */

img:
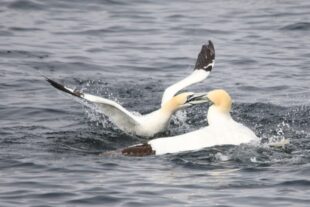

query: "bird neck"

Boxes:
[207, 105, 232, 125]
[160, 99, 180, 115]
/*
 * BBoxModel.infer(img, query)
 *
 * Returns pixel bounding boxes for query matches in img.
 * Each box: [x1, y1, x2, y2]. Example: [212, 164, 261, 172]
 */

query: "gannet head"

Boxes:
[161, 90, 232, 114]
[162, 92, 200, 113]
[189, 89, 232, 113]
[207, 89, 232, 113]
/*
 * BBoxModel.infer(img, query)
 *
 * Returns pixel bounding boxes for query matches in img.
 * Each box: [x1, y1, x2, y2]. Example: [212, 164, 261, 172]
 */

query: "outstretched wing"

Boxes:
[46, 78, 140, 132]
[161, 40, 215, 106]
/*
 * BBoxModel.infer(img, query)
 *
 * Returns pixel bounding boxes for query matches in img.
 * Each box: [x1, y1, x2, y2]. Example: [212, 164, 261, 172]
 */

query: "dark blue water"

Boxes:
[1, 0, 310, 206]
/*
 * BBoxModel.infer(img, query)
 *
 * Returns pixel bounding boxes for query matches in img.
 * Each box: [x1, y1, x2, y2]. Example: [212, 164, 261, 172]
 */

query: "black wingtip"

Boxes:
[194, 40, 215, 71]
[46, 77, 63, 90]
[45, 77, 83, 98]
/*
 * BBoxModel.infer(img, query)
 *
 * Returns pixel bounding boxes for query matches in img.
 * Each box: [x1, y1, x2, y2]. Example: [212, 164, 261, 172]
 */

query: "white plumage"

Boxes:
[122, 89, 258, 156]
[150, 106, 257, 155]
[46, 41, 215, 137]
[161, 68, 211, 107]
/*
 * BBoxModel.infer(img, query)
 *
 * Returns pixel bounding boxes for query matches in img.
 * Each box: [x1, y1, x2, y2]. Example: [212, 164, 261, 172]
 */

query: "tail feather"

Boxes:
[194, 40, 215, 71]
[121, 143, 155, 156]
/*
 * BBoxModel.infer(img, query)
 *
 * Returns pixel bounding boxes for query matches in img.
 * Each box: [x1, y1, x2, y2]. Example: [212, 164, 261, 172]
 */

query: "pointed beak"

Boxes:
[186, 92, 211, 105]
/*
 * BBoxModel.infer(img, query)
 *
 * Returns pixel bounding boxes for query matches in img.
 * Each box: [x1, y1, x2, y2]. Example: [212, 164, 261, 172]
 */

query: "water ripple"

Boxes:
[1, 0, 310, 206]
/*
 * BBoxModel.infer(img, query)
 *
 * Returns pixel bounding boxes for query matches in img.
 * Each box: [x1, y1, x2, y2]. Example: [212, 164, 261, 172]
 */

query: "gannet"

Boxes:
[46, 41, 215, 137]
[122, 89, 258, 156]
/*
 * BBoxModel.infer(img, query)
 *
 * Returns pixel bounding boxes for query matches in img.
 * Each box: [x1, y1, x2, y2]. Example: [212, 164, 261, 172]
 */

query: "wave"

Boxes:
[280, 22, 310, 31]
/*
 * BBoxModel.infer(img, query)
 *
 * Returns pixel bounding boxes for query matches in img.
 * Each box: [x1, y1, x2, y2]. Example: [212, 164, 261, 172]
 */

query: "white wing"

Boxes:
[161, 41, 215, 106]
[161, 70, 210, 106]
[149, 127, 212, 155]
[46, 78, 140, 132]
[122, 126, 214, 156]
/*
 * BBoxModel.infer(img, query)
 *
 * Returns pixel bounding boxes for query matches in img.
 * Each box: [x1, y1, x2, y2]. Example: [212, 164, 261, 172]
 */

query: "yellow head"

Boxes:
[161, 89, 232, 114]
[207, 89, 232, 113]
[161, 92, 194, 113]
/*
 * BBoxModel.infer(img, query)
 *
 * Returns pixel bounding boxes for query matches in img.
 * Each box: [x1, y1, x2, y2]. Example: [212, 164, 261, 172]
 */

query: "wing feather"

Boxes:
[46, 78, 140, 132]
[161, 41, 215, 106]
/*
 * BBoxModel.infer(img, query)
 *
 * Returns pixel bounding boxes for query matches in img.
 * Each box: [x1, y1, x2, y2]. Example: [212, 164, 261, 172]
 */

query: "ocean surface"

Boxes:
[1, 0, 310, 206]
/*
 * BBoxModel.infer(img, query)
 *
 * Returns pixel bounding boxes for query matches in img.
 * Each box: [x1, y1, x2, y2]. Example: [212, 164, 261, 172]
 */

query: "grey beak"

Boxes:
[186, 92, 211, 105]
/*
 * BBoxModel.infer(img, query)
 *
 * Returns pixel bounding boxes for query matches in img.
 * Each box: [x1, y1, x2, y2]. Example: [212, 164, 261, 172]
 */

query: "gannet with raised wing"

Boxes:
[122, 89, 258, 156]
[46, 41, 215, 137]
[161, 40, 215, 106]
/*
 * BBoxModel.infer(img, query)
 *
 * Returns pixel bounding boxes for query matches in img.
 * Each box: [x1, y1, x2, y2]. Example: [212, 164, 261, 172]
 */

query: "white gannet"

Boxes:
[46, 41, 215, 137]
[122, 89, 258, 156]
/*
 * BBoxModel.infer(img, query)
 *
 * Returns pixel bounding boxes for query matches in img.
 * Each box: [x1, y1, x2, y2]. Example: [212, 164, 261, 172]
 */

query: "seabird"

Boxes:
[46, 41, 215, 137]
[122, 89, 258, 156]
